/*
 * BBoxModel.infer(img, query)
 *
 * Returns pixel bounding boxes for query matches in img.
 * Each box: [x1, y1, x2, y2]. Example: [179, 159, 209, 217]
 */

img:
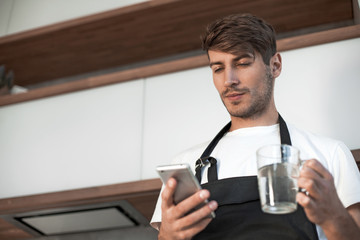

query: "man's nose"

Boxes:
[224, 69, 240, 86]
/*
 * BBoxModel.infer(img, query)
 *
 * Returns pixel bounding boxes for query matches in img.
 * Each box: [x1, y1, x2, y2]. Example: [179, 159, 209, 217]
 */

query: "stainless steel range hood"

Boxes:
[1, 200, 149, 237]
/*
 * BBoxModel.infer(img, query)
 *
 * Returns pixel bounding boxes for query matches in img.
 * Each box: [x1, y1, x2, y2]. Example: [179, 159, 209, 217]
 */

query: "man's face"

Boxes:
[208, 50, 275, 120]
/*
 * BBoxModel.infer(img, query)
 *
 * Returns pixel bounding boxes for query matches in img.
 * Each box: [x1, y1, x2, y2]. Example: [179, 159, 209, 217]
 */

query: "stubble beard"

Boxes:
[221, 67, 274, 120]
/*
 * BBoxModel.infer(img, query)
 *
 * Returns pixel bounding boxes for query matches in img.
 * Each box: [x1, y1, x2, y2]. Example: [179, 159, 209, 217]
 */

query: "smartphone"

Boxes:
[156, 163, 215, 218]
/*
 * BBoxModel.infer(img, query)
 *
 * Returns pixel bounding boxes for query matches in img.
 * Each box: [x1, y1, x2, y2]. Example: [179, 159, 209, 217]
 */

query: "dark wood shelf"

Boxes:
[0, 0, 353, 87]
[0, 178, 162, 217]
[1, 24, 360, 107]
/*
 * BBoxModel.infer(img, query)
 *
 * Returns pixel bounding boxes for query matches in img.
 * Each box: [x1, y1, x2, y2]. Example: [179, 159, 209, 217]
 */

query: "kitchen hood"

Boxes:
[1, 200, 149, 237]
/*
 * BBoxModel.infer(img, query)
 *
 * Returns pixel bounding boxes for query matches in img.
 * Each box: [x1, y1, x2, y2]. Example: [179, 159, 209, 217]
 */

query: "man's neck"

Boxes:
[229, 109, 278, 132]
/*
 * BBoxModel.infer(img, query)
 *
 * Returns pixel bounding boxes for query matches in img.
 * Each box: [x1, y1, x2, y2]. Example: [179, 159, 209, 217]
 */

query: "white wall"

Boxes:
[0, 0, 149, 36]
[0, 80, 145, 198]
[276, 38, 360, 150]
[0, 0, 13, 36]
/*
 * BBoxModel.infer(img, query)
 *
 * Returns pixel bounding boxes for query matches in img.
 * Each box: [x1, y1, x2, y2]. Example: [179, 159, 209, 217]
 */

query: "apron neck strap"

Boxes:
[279, 114, 291, 145]
[195, 113, 291, 183]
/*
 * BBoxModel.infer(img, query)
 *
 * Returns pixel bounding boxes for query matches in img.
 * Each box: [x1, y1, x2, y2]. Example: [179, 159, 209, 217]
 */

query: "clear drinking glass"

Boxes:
[256, 144, 301, 214]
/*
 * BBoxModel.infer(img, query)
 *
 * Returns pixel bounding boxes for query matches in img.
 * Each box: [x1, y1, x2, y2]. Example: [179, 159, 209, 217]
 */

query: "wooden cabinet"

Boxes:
[0, 0, 355, 106]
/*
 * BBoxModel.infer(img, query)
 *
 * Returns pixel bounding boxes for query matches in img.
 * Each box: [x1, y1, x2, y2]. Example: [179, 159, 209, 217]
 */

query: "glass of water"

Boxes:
[256, 144, 301, 214]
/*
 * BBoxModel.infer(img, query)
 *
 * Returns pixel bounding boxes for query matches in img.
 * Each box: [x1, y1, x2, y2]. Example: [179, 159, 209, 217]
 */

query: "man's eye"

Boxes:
[236, 62, 250, 66]
[213, 68, 223, 73]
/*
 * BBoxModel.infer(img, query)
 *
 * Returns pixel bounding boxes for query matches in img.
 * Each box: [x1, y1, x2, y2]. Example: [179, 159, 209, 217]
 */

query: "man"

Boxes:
[150, 13, 360, 239]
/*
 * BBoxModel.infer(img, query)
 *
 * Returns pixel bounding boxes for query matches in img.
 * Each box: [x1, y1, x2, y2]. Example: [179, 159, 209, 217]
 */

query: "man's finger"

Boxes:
[303, 159, 333, 180]
[161, 178, 177, 208]
[296, 191, 316, 209]
[183, 217, 213, 238]
[173, 189, 211, 219]
[297, 177, 321, 199]
[181, 200, 218, 226]
[171, 217, 213, 240]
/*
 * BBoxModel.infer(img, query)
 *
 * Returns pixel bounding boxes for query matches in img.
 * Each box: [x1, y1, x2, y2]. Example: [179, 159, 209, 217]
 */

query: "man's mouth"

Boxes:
[223, 89, 249, 101]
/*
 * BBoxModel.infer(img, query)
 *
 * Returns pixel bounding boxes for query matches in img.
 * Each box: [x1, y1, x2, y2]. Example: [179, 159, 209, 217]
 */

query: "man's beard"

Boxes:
[221, 67, 274, 120]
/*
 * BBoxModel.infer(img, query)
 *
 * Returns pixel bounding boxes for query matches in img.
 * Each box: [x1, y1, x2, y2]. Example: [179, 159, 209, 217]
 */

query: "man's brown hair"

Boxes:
[201, 13, 277, 65]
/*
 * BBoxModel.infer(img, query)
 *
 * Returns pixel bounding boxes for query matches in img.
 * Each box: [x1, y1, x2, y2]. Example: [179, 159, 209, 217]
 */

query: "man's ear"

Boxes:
[271, 53, 282, 78]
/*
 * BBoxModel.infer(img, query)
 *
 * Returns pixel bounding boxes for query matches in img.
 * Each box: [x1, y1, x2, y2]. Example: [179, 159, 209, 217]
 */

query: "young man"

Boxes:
[151, 14, 360, 240]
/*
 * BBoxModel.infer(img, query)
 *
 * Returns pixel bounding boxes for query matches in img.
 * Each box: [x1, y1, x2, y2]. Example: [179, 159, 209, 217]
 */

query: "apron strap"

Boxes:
[201, 122, 232, 159]
[195, 157, 218, 182]
[279, 114, 291, 145]
[195, 113, 291, 183]
[195, 122, 231, 182]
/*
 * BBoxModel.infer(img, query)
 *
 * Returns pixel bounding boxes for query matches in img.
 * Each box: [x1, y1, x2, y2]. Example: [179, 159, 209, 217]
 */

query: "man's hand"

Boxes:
[296, 159, 344, 225]
[158, 178, 218, 240]
[297, 159, 360, 240]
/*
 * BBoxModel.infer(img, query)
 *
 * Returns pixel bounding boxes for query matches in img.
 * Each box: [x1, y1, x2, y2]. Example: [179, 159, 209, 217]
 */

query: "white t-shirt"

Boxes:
[151, 123, 360, 240]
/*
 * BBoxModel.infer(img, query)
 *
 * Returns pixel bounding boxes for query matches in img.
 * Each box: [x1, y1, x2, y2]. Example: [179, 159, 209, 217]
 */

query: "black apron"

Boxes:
[193, 114, 319, 240]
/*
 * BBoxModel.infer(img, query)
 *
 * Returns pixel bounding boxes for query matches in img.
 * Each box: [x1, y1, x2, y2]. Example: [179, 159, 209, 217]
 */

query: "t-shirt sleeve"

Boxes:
[150, 184, 165, 231]
[332, 141, 360, 208]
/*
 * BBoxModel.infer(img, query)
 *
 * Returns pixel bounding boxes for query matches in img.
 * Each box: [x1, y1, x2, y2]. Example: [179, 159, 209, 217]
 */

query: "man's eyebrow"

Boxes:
[209, 53, 254, 67]
[209, 61, 223, 68]
[233, 53, 254, 62]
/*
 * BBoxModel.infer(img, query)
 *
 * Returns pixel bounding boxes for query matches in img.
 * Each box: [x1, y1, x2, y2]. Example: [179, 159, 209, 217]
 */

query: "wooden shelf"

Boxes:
[0, 0, 353, 88]
[1, 24, 360, 107]
[0, 178, 162, 216]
